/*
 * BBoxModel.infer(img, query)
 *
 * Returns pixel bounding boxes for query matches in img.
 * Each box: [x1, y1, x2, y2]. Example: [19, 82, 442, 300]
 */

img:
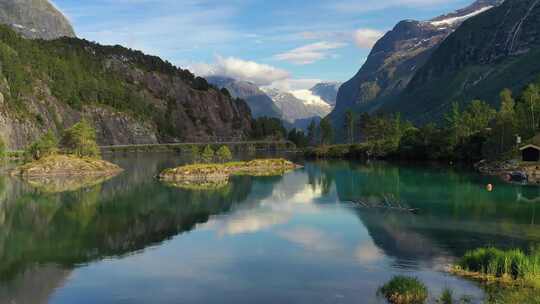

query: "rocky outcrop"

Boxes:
[0, 0, 75, 39]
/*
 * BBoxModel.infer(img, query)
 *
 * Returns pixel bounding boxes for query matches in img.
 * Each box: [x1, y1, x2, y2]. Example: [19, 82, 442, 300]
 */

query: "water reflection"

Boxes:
[0, 156, 538, 303]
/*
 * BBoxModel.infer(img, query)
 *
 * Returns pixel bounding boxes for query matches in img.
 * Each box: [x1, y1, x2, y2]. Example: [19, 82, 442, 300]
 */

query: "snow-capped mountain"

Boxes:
[263, 88, 332, 124]
[206, 76, 282, 118]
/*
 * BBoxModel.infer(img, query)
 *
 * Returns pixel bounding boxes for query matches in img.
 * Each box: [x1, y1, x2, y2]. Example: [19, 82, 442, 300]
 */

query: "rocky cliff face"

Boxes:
[0, 28, 253, 149]
[206, 76, 281, 118]
[382, 0, 540, 122]
[329, 0, 503, 138]
[0, 0, 75, 39]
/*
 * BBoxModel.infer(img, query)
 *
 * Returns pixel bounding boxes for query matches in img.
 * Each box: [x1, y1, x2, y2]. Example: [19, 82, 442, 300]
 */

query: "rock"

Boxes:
[0, 0, 76, 40]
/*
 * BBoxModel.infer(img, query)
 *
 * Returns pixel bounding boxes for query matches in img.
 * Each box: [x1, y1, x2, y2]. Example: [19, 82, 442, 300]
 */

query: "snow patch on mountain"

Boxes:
[290, 90, 331, 108]
[430, 6, 493, 26]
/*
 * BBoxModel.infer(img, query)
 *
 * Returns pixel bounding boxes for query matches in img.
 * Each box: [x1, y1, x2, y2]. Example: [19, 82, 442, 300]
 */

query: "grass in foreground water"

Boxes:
[456, 247, 540, 285]
[377, 276, 428, 304]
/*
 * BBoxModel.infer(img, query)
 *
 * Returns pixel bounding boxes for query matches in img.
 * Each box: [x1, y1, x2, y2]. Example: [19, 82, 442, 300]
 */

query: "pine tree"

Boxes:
[345, 110, 355, 144]
[25, 130, 59, 161]
[201, 145, 215, 163]
[216, 145, 232, 163]
[320, 117, 333, 145]
[61, 119, 100, 158]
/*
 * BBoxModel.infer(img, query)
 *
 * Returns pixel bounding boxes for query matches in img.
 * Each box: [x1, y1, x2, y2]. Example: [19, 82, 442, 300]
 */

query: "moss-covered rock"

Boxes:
[11, 154, 123, 177]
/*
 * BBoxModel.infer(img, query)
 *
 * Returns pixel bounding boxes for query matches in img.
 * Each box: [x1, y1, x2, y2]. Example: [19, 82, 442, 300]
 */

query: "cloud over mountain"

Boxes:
[274, 41, 347, 65]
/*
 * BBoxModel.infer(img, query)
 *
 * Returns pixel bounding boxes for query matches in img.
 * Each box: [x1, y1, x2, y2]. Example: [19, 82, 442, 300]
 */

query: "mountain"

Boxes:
[0, 0, 76, 39]
[263, 88, 332, 125]
[381, 0, 540, 123]
[329, 0, 503, 139]
[310, 82, 341, 106]
[205, 76, 281, 118]
[0, 25, 252, 149]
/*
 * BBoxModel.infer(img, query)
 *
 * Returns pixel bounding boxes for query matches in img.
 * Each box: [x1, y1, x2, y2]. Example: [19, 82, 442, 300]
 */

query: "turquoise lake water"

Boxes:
[1, 153, 540, 303]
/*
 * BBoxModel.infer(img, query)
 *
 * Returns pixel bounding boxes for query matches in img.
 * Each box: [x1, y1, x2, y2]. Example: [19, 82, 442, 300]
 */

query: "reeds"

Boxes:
[458, 247, 540, 284]
[377, 276, 428, 304]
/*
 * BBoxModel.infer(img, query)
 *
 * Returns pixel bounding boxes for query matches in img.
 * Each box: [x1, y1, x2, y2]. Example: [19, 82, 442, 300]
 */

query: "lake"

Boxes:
[1, 153, 540, 304]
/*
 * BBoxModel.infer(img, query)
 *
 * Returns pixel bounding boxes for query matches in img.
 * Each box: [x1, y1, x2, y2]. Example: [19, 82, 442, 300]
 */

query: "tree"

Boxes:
[201, 145, 215, 163]
[462, 100, 496, 135]
[345, 110, 356, 144]
[0, 136, 5, 160]
[188, 145, 200, 162]
[287, 129, 308, 148]
[307, 119, 317, 145]
[520, 84, 540, 134]
[319, 117, 333, 145]
[61, 119, 100, 158]
[216, 145, 232, 163]
[25, 130, 59, 161]
[251, 117, 286, 140]
[445, 102, 464, 146]
[492, 89, 517, 155]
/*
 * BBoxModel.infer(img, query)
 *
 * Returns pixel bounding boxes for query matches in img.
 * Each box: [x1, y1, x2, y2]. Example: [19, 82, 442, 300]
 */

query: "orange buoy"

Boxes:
[486, 184, 493, 192]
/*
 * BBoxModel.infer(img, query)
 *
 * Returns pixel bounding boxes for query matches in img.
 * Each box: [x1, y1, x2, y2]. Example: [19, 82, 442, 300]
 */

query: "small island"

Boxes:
[11, 120, 123, 190]
[11, 154, 122, 177]
[159, 157, 301, 190]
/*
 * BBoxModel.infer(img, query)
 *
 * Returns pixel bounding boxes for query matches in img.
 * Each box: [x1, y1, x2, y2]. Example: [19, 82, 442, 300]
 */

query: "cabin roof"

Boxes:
[519, 144, 540, 151]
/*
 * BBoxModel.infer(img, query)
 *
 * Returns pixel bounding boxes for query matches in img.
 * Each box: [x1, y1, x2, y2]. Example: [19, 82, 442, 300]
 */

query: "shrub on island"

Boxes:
[377, 276, 428, 304]
[14, 119, 122, 178]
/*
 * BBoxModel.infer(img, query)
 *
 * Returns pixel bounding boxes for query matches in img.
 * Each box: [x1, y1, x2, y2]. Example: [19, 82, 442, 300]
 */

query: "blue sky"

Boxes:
[52, 0, 473, 89]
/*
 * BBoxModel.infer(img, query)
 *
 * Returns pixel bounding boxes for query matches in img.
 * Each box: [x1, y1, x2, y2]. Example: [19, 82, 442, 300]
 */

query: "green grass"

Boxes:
[377, 276, 428, 304]
[457, 247, 540, 285]
[439, 288, 454, 304]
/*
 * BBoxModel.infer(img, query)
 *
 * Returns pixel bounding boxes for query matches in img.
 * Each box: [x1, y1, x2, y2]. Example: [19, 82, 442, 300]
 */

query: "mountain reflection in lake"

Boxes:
[1, 155, 539, 304]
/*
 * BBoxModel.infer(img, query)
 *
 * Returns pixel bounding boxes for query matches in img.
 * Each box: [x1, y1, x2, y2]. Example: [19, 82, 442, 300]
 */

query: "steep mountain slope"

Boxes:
[310, 82, 341, 106]
[0, 25, 252, 149]
[381, 0, 540, 123]
[329, 0, 503, 137]
[0, 0, 75, 39]
[206, 76, 281, 118]
[263, 88, 332, 124]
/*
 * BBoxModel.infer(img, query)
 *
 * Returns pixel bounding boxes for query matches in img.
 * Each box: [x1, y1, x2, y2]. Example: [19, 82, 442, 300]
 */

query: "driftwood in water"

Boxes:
[343, 195, 419, 214]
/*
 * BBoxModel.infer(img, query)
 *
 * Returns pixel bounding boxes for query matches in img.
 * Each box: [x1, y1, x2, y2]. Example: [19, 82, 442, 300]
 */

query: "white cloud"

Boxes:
[274, 41, 347, 65]
[330, 0, 456, 13]
[277, 227, 341, 252]
[355, 242, 384, 264]
[354, 29, 385, 48]
[190, 56, 290, 86]
[203, 210, 291, 236]
[268, 78, 322, 91]
[189, 57, 333, 91]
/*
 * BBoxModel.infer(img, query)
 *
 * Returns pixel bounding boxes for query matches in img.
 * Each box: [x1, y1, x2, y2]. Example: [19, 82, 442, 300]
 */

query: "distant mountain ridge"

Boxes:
[207, 76, 338, 128]
[329, 0, 503, 140]
[0, 0, 75, 39]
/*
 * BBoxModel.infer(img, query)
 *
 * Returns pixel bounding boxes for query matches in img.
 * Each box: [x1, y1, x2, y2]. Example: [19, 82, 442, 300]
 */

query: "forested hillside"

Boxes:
[0, 25, 253, 148]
